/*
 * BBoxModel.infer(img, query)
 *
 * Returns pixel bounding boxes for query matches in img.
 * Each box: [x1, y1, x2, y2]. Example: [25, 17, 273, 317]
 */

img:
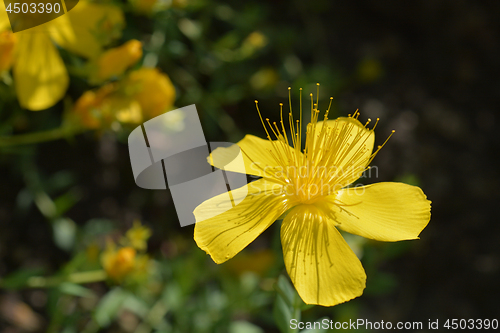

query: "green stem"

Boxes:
[133, 297, 170, 333]
[274, 283, 293, 309]
[290, 292, 302, 333]
[0, 126, 86, 147]
[25, 270, 107, 288]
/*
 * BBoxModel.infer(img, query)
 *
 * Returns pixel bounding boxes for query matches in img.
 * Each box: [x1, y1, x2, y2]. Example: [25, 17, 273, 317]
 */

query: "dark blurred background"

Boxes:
[1, 0, 499, 331]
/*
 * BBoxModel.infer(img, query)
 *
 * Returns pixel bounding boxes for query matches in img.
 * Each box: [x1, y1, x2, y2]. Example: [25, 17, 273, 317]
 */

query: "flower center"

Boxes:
[255, 84, 394, 204]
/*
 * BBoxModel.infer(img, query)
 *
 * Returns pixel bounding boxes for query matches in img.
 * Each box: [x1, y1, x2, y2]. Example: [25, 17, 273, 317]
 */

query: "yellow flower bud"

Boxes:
[238, 31, 268, 59]
[93, 40, 143, 82]
[73, 84, 117, 129]
[101, 246, 137, 282]
[124, 220, 152, 251]
[0, 31, 16, 72]
[124, 68, 176, 119]
[73, 68, 175, 128]
[111, 97, 143, 124]
[245, 31, 267, 49]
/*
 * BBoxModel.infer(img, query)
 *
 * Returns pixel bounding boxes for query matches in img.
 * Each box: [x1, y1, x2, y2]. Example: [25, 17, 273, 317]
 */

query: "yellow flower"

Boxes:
[90, 39, 143, 83]
[73, 83, 118, 129]
[100, 222, 153, 284]
[0, 31, 16, 72]
[101, 245, 137, 282]
[242, 31, 268, 50]
[194, 86, 431, 306]
[122, 68, 176, 119]
[73, 68, 176, 128]
[124, 220, 152, 251]
[0, 1, 124, 110]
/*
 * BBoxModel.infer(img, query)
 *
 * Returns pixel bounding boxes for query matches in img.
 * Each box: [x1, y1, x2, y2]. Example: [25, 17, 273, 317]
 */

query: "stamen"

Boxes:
[255, 100, 272, 140]
[299, 88, 303, 130]
[310, 93, 313, 120]
[266, 118, 279, 139]
[316, 83, 320, 111]
[325, 97, 333, 119]
[279, 103, 291, 148]
[366, 130, 395, 166]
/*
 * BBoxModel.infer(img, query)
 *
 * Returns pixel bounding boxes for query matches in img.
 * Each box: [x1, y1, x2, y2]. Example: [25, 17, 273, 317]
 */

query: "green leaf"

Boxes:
[274, 294, 293, 333]
[122, 294, 149, 318]
[93, 288, 129, 327]
[300, 303, 315, 311]
[273, 275, 298, 333]
[53, 189, 81, 217]
[58, 282, 96, 298]
[229, 320, 264, 333]
[82, 218, 115, 238]
[0, 268, 46, 290]
[161, 283, 183, 311]
[275, 275, 295, 307]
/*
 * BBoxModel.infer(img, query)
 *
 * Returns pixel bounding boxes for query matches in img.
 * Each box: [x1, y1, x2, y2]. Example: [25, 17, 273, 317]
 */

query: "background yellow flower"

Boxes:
[101, 245, 137, 282]
[73, 67, 176, 128]
[0, 0, 124, 110]
[89, 39, 143, 83]
[0, 31, 15, 72]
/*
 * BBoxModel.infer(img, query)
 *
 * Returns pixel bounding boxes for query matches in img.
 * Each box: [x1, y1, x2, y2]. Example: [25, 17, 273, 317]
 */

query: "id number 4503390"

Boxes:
[5, 2, 62, 14]
[443, 319, 498, 330]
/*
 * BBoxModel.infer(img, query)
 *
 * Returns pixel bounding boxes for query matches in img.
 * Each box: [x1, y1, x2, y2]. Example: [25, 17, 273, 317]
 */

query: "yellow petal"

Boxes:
[14, 32, 68, 110]
[49, 1, 124, 58]
[0, 31, 16, 72]
[113, 98, 143, 124]
[93, 39, 143, 82]
[101, 247, 137, 282]
[281, 204, 366, 306]
[210, 134, 300, 178]
[194, 179, 291, 264]
[312, 116, 375, 186]
[0, 1, 10, 31]
[73, 83, 117, 128]
[123, 68, 176, 119]
[125, 220, 152, 251]
[332, 182, 431, 241]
